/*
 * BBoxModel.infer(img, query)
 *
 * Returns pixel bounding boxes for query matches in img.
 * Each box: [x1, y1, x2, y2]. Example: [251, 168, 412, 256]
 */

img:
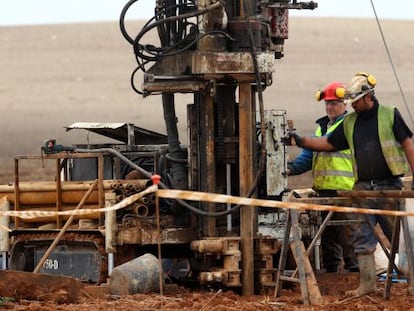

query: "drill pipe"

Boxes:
[13, 204, 101, 223]
[133, 203, 150, 218]
[3, 190, 100, 205]
[0, 179, 151, 193]
[0, 179, 152, 205]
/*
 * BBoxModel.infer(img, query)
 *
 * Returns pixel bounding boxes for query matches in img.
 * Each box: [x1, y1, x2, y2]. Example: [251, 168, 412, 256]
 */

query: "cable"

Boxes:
[152, 30, 233, 58]
[120, 0, 157, 45]
[121, 0, 224, 82]
[130, 65, 144, 95]
[165, 153, 188, 164]
[370, 0, 414, 128]
[132, 2, 222, 62]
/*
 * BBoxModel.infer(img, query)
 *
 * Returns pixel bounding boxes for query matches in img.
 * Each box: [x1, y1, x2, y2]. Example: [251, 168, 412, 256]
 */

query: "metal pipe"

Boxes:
[190, 239, 224, 253]
[1, 252, 6, 270]
[5, 190, 100, 205]
[13, 203, 100, 210]
[154, 177, 164, 295]
[105, 192, 117, 256]
[0, 179, 151, 193]
[314, 237, 321, 271]
[13, 207, 101, 223]
[133, 179, 152, 192]
[226, 164, 232, 232]
[0, 198, 9, 270]
[239, 81, 255, 296]
[108, 253, 114, 277]
[56, 158, 63, 228]
[205, 94, 216, 236]
[140, 196, 150, 205]
[110, 180, 122, 190]
[135, 204, 149, 218]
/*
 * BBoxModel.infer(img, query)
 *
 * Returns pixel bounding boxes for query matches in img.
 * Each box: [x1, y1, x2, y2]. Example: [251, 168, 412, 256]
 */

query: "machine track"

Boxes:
[9, 232, 107, 284]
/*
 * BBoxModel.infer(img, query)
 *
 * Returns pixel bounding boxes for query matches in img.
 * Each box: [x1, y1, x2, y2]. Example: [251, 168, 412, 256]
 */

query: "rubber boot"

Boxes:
[345, 253, 377, 297]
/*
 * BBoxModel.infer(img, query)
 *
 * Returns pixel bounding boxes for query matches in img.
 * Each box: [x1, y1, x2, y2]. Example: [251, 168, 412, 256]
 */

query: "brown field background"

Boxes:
[1, 17, 413, 187]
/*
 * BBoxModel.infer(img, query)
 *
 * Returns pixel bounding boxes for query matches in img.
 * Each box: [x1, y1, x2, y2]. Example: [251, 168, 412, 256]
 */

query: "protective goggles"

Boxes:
[345, 89, 373, 100]
[344, 91, 366, 100]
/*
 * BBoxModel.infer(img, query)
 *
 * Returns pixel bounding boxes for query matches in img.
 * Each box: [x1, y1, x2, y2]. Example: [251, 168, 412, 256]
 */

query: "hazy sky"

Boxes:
[0, 0, 413, 26]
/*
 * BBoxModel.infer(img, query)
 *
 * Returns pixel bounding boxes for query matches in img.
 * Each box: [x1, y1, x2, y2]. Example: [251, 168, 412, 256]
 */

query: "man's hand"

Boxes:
[282, 132, 303, 147]
[286, 162, 293, 176]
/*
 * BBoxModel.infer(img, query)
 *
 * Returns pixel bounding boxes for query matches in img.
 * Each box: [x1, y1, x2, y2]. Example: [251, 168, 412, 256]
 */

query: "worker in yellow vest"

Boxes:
[287, 81, 357, 273]
[285, 72, 414, 297]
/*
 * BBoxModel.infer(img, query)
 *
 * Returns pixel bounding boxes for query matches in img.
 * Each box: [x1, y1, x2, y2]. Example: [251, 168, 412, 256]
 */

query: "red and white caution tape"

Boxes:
[0, 185, 157, 220]
[157, 189, 414, 217]
[1, 186, 414, 221]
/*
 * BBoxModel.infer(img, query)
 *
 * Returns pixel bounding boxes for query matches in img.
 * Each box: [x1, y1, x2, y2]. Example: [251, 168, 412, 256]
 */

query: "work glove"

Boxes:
[286, 162, 293, 176]
[281, 132, 303, 147]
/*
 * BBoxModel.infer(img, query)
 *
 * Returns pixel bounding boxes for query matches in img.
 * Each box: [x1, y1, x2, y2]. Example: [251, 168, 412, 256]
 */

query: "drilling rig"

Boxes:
[119, 0, 318, 295]
[1, 0, 318, 296]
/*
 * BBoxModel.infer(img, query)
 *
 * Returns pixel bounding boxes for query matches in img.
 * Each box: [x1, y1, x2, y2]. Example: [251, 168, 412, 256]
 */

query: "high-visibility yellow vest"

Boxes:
[312, 118, 354, 190]
[343, 105, 408, 180]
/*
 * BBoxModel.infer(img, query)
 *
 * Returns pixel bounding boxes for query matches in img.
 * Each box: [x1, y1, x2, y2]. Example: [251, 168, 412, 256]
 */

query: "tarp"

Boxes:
[65, 122, 167, 145]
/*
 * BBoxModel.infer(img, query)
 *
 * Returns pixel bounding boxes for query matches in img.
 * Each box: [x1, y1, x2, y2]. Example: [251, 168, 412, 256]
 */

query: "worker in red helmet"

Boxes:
[286, 72, 414, 297]
[287, 81, 358, 273]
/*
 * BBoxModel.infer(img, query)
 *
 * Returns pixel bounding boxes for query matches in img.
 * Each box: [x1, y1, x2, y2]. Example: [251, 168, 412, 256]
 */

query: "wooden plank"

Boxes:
[290, 240, 323, 305]
[274, 209, 292, 298]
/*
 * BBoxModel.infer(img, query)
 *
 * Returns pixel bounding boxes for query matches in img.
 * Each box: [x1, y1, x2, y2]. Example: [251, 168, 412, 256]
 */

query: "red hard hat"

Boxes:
[315, 81, 346, 101]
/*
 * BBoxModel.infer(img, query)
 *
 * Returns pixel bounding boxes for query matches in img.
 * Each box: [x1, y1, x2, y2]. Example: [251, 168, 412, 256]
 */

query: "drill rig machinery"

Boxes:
[4, 0, 318, 297]
[119, 0, 318, 295]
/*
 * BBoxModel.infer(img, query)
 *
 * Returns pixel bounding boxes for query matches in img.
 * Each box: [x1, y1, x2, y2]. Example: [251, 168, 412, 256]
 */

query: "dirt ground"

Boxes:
[1, 273, 414, 310]
[1, 12, 414, 311]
